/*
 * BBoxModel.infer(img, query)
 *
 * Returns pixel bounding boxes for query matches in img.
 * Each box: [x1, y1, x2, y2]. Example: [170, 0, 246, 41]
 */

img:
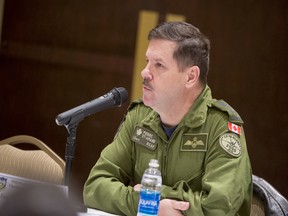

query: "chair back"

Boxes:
[251, 192, 265, 216]
[251, 175, 288, 216]
[0, 135, 65, 184]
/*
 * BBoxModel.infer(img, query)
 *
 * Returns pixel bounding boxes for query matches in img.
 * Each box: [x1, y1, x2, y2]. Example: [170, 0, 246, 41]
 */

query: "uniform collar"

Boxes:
[179, 85, 212, 128]
[141, 85, 213, 129]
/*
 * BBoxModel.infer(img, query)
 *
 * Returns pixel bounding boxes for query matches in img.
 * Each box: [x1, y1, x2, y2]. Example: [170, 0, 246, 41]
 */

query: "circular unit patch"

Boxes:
[219, 133, 241, 157]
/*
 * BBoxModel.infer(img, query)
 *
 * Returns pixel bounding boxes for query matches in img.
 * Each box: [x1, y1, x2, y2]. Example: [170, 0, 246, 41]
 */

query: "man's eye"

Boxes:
[155, 62, 163, 67]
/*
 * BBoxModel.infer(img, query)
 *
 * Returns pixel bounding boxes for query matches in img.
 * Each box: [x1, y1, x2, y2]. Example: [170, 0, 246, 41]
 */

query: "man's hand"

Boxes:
[134, 184, 189, 215]
[158, 199, 189, 216]
[134, 184, 141, 191]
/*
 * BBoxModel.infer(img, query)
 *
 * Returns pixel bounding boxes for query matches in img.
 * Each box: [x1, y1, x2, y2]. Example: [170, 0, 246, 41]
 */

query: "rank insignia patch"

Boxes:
[131, 126, 158, 150]
[219, 133, 241, 157]
[181, 133, 208, 151]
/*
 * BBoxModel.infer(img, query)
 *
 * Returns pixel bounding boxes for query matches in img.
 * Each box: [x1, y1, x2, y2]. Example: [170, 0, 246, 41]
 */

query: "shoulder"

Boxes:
[127, 99, 144, 111]
[210, 99, 243, 124]
[128, 99, 151, 111]
[209, 100, 246, 157]
[126, 99, 153, 117]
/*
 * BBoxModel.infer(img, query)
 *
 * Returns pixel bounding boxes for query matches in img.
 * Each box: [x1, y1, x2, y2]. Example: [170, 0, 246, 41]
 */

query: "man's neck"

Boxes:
[159, 85, 204, 127]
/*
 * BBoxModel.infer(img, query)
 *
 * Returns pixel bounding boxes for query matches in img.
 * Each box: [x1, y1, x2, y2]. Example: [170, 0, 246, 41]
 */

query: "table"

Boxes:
[78, 208, 120, 216]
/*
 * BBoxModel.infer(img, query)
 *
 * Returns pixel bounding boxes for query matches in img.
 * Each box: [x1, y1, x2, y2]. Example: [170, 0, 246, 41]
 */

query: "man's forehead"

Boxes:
[146, 39, 176, 59]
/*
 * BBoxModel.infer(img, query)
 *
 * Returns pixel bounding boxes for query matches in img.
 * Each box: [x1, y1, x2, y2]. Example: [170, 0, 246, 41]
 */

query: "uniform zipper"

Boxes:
[162, 139, 168, 182]
[162, 125, 183, 184]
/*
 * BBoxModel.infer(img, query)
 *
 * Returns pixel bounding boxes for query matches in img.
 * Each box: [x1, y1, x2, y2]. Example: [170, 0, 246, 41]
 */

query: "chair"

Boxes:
[0, 135, 65, 184]
[251, 175, 288, 216]
[251, 191, 265, 216]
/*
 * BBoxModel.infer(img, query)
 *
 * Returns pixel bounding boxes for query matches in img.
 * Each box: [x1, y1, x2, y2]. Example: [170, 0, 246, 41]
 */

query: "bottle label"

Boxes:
[137, 189, 160, 216]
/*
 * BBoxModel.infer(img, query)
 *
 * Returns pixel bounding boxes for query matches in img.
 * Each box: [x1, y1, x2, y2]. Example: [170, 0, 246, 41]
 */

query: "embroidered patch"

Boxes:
[131, 126, 158, 150]
[0, 177, 7, 190]
[219, 133, 241, 157]
[181, 133, 208, 152]
[228, 122, 241, 135]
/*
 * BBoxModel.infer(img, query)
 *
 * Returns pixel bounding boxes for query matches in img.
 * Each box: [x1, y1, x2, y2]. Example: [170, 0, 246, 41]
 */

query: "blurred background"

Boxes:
[0, 0, 287, 202]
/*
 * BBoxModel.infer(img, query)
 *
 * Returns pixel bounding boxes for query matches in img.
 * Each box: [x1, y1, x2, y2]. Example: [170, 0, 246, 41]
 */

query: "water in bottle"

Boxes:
[137, 159, 162, 216]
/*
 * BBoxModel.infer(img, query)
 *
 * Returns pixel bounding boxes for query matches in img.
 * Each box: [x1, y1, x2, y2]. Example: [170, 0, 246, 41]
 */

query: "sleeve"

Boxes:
[160, 121, 252, 216]
[83, 106, 140, 216]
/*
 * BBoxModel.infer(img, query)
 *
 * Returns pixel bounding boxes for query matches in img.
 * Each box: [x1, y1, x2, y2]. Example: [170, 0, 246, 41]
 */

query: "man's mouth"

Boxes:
[143, 79, 152, 90]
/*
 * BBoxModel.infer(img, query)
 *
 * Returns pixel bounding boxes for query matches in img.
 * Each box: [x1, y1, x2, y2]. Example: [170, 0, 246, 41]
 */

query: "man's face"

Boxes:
[141, 39, 187, 113]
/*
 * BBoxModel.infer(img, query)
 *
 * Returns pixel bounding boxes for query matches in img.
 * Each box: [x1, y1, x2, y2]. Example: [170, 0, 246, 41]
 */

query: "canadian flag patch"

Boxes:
[228, 122, 241, 135]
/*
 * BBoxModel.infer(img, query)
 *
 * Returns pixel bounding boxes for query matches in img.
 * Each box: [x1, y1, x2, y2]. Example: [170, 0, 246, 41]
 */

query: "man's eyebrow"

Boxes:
[151, 57, 165, 63]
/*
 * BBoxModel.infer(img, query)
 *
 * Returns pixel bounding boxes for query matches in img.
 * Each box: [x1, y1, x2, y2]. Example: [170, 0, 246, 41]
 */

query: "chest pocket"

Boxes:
[166, 133, 207, 187]
[133, 143, 160, 184]
[131, 126, 160, 183]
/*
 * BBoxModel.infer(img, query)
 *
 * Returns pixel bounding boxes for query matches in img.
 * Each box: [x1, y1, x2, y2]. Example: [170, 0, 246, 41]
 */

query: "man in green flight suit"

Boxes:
[83, 21, 252, 216]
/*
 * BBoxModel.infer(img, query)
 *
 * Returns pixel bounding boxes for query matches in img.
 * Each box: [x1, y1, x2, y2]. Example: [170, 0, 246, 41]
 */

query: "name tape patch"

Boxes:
[131, 126, 158, 150]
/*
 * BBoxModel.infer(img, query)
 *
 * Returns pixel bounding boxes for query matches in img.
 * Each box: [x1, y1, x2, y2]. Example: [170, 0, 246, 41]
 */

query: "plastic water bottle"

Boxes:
[137, 159, 162, 216]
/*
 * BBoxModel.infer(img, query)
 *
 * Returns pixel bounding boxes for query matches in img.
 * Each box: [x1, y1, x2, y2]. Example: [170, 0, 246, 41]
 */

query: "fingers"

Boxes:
[158, 199, 189, 216]
[171, 200, 190, 211]
[133, 184, 141, 192]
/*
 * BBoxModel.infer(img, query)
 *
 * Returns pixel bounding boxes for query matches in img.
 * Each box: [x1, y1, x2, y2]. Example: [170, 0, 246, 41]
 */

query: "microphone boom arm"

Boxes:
[64, 123, 78, 186]
[55, 87, 128, 187]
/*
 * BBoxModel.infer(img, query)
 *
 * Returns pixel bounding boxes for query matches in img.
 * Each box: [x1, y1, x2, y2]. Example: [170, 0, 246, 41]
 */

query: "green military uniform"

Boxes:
[83, 85, 252, 216]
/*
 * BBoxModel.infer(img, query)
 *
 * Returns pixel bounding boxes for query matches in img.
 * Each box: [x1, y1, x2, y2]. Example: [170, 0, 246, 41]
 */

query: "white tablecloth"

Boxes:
[78, 208, 120, 216]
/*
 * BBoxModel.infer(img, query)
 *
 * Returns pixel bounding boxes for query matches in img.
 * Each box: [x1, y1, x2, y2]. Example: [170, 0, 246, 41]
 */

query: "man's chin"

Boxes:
[142, 97, 153, 108]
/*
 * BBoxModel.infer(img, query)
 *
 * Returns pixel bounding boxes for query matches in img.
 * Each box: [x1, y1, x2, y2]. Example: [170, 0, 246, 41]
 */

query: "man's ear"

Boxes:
[185, 65, 200, 87]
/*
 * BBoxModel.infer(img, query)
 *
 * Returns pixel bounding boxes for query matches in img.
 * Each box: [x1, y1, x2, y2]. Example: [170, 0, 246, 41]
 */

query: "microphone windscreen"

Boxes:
[113, 87, 128, 106]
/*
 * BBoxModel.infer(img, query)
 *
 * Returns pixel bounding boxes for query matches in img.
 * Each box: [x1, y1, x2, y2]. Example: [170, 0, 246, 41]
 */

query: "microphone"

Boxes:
[55, 87, 128, 126]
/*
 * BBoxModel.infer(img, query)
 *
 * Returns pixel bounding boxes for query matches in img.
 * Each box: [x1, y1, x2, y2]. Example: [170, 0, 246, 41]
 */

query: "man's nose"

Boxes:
[141, 67, 152, 80]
